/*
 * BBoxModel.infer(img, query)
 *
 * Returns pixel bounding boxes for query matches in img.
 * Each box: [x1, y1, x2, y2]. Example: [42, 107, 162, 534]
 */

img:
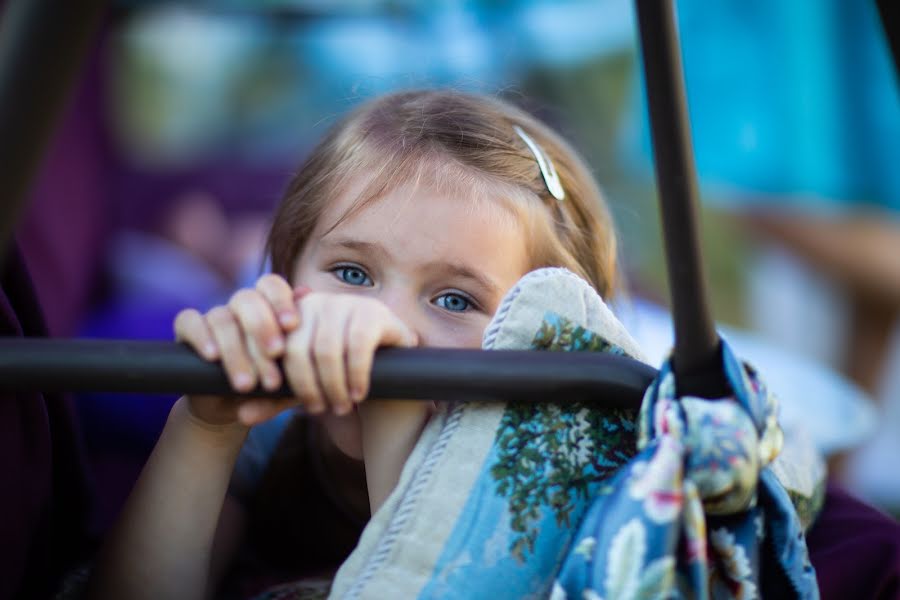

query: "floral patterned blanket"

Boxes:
[327, 268, 825, 599]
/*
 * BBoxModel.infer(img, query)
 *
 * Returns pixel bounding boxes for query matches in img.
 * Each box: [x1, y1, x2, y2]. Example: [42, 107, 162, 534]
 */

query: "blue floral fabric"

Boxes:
[553, 340, 819, 599]
[324, 269, 825, 599]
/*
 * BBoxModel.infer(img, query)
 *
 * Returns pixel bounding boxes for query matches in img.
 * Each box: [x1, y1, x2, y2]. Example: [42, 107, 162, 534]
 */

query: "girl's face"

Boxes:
[293, 182, 531, 348]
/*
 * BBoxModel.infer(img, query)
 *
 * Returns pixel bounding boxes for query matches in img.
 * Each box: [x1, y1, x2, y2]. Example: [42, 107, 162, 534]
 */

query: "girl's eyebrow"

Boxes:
[425, 262, 501, 297]
[320, 237, 390, 260]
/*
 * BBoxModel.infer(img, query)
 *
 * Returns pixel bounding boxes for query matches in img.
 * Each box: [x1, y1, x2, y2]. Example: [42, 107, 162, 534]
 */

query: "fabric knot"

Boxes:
[635, 341, 784, 516]
[555, 337, 818, 600]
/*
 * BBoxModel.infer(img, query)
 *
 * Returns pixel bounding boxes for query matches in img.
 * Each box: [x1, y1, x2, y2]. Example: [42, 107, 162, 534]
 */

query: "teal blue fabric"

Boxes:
[628, 0, 900, 210]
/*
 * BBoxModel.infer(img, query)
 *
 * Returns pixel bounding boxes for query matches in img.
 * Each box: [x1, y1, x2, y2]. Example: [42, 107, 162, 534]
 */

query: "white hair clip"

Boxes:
[513, 125, 565, 201]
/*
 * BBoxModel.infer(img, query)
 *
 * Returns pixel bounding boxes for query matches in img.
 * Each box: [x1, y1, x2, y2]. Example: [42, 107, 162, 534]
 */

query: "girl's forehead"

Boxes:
[315, 177, 522, 243]
[304, 180, 530, 280]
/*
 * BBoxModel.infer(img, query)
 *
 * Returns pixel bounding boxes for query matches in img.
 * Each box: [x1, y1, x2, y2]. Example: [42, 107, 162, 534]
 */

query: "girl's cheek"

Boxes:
[293, 270, 344, 294]
[419, 314, 490, 349]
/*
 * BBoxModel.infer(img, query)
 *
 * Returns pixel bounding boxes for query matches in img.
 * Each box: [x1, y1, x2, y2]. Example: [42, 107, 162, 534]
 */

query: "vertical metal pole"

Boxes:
[876, 0, 899, 78]
[0, 0, 107, 259]
[634, 0, 725, 396]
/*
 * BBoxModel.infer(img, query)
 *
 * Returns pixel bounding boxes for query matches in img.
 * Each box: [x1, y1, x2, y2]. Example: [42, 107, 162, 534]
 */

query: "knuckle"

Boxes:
[346, 345, 370, 366]
[240, 310, 265, 335]
[207, 305, 234, 326]
[284, 330, 305, 354]
[314, 329, 342, 358]
[257, 273, 289, 294]
[370, 302, 397, 326]
[298, 292, 321, 310]
[312, 342, 338, 363]
[229, 300, 273, 337]
[345, 321, 364, 344]
[349, 326, 378, 352]
[229, 288, 257, 308]
[368, 296, 390, 313]
[352, 295, 379, 314]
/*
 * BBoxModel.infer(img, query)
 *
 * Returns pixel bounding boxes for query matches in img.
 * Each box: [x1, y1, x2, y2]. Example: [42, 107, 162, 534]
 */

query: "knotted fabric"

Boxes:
[553, 340, 819, 599]
[318, 269, 822, 599]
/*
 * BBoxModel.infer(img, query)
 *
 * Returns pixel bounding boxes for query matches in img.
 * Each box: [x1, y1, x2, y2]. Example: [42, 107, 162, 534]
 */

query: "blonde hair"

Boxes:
[267, 89, 618, 297]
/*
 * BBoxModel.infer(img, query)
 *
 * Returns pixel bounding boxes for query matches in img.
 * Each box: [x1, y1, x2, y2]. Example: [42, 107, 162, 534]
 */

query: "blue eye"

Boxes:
[333, 265, 372, 287]
[435, 293, 472, 313]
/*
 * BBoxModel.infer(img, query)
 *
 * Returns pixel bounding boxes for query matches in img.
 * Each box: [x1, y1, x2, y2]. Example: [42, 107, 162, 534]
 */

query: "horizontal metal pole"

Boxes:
[0, 338, 656, 407]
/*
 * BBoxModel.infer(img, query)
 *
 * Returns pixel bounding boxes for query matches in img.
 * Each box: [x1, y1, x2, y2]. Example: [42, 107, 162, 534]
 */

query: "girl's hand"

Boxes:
[175, 276, 417, 427]
[174, 274, 302, 426]
[280, 292, 418, 418]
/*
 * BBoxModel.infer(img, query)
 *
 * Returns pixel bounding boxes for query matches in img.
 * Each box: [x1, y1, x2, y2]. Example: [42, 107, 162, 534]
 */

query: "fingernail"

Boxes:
[279, 312, 296, 327]
[351, 388, 365, 402]
[335, 403, 350, 416]
[234, 372, 253, 390]
[308, 402, 325, 415]
[204, 342, 218, 358]
[268, 337, 284, 353]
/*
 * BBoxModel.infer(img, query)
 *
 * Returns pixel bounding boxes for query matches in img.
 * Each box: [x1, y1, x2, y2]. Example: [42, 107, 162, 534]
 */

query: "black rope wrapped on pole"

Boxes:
[0, 338, 657, 407]
[634, 0, 728, 398]
[0, 0, 107, 261]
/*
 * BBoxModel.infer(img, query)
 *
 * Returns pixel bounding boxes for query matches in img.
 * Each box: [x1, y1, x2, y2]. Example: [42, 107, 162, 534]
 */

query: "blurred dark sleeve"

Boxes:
[241, 416, 369, 577]
[15, 19, 113, 338]
[0, 245, 95, 600]
[808, 483, 900, 600]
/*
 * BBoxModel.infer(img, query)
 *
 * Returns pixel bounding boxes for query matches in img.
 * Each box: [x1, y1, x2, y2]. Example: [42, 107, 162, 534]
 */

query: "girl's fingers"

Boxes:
[228, 289, 284, 391]
[283, 312, 326, 415]
[207, 306, 256, 393]
[228, 289, 284, 358]
[311, 300, 353, 416]
[284, 293, 418, 416]
[345, 305, 418, 403]
[255, 274, 300, 331]
[376, 307, 419, 348]
[173, 308, 220, 360]
[244, 334, 283, 392]
[344, 310, 381, 404]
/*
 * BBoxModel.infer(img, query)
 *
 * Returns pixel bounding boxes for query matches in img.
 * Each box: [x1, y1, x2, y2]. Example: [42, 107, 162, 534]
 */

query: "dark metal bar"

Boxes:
[876, 0, 900, 78]
[0, 338, 656, 407]
[634, 0, 726, 397]
[0, 0, 107, 258]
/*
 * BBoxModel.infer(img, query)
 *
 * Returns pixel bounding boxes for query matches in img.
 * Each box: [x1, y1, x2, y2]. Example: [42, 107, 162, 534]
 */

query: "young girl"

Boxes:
[88, 89, 618, 599]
